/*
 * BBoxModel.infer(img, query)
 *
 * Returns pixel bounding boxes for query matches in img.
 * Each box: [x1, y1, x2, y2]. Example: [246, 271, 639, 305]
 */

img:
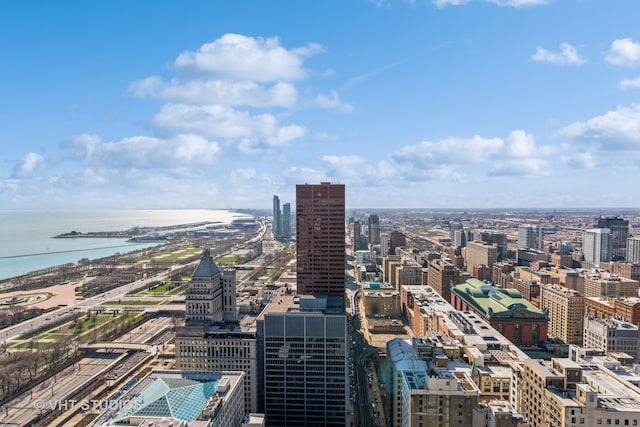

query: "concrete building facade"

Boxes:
[539, 284, 584, 345]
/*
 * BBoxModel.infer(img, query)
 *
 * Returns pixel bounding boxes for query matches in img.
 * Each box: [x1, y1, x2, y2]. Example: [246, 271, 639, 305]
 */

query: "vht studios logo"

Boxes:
[33, 399, 142, 412]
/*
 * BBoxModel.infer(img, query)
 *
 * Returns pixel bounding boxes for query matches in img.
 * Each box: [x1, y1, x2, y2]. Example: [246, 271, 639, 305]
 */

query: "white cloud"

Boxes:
[489, 158, 552, 177]
[619, 76, 640, 90]
[12, 152, 45, 178]
[558, 104, 640, 149]
[174, 33, 323, 82]
[321, 155, 366, 178]
[561, 151, 596, 169]
[313, 132, 339, 141]
[434, 0, 551, 7]
[66, 133, 221, 167]
[531, 43, 586, 66]
[128, 77, 297, 108]
[151, 104, 306, 151]
[281, 167, 328, 186]
[390, 130, 554, 179]
[316, 91, 354, 113]
[606, 38, 640, 67]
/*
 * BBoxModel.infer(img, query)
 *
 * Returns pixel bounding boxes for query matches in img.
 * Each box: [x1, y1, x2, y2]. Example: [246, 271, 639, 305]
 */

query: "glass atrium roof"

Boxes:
[115, 376, 219, 422]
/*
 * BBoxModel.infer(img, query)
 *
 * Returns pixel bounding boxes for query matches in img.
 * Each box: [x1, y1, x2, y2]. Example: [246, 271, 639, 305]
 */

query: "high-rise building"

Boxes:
[296, 182, 346, 296]
[465, 241, 498, 274]
[539, 284, 584, 345]
[368, 214, 380, 245]
[387, 338, 480, 427]
[518, 224, 542, 250]
[596, 216, 629, 260]
[427, 259, 459, 304]
[273, 195, 282, 240]
[282, 202, 291, 240]
[449, 222, 463, 245]
[452, 229, 467, 248]
[627, 236, 640, 264]
[185, 246, 225, 323]
[389, 230, 406, 255]
[583, 316, 640, 362]
[582, 228, 612, 268]
[351, 220, 362, 252]
[177, 247, 257, 413]
[258, 295, 348, 427]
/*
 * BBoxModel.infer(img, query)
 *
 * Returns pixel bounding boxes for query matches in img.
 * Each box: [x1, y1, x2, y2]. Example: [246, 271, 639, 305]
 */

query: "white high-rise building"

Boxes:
[582, 228, 612, 268]
[517, 224, 542, 250]
[627, 236, 640, 264]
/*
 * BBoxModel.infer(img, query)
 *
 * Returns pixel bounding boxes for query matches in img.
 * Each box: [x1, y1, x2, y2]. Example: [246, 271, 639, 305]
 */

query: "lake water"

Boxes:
[0, 209, 247, 280]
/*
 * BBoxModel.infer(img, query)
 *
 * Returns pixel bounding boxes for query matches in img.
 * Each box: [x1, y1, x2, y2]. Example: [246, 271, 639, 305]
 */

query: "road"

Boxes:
[0, 352, 123, 427]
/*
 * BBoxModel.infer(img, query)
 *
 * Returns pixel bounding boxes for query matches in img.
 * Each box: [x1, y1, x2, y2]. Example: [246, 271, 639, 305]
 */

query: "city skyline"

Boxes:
[2, 1, 640, 210]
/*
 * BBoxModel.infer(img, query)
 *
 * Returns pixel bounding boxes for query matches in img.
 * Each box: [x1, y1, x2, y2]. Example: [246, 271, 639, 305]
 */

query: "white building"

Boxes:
[583, 316, 640, 363]
[582, 228, 612, 268]
[627, 236, 640, 264]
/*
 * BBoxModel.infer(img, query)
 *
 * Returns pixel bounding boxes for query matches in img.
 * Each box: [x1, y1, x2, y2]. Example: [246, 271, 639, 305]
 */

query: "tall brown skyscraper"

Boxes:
[296, 182, 346, 296]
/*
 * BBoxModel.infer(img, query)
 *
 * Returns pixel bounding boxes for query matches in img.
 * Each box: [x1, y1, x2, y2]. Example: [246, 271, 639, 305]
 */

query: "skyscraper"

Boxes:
[627, 236, 640, 264]
[368, 214, 380, 246]
[258, 295, 348, 426]
[583, 228, 612, 268]
[259, 182, 348, 426]
[273, 195, 282, 240]
[282, 202, 292, 240]
[296, 182, 346, 296]
[596, 216, 629, 260]
[517, 224, 542, 250]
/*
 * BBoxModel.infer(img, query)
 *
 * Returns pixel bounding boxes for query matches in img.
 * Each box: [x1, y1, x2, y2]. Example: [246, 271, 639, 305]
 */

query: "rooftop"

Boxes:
[451, 278, 547, 320]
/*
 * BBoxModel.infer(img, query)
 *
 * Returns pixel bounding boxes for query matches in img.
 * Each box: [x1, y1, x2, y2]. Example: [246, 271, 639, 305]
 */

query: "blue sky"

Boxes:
[2, 0, 640, 210]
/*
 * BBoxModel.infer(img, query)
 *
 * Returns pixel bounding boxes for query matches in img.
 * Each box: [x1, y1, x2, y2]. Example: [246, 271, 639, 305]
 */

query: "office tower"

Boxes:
[379, 233, 389, 257]
[273, 195, 282, 240]
[465, 241, 498, 274]
[474, 230, 507, 260]
[452, 229, 467, 248]
[449, 222, 463, 245]
[539, 284, 584, 345]
[186, 246, 224, 322]
[627, 236, 640, 264]
[258, 295, 348, 427]
[177, 247, 258, 413]
[427, 259, 459, 304]
[582, 228, 612, 268]
[517, 224, 542, 250]
[223, 268, 237, 322]
[596, 216, 629, 260]
[282, 202, 291, 240]
[583, 316, 640, 362]
[368, 214, 380, 245]
[352, 220, 361, 252]
[389, 230, 406, 254]
[296, 182, 346, 296]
